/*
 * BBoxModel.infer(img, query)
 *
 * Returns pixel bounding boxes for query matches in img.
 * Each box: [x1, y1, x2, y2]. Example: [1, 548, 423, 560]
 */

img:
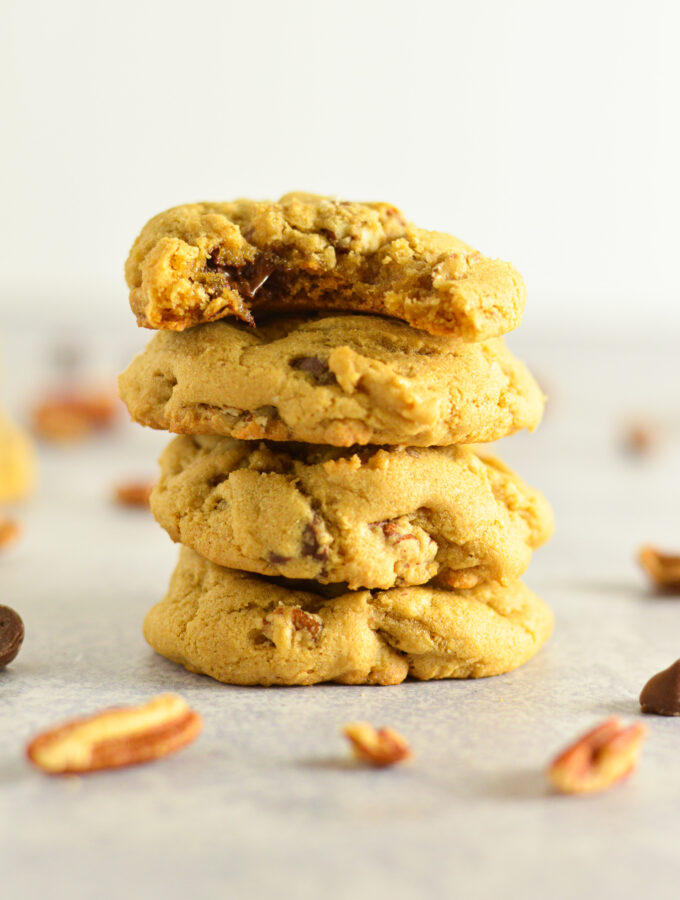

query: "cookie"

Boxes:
[144, 547, 553, 685]
[151, 437, 553, 590]
[126, 193, 525, 341]
[0, 411, 36, 503]
[119, 315, 544, 447]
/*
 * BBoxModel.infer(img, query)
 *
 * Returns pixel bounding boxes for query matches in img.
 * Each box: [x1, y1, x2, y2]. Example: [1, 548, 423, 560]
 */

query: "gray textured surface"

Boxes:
[2, 325, 680, 899]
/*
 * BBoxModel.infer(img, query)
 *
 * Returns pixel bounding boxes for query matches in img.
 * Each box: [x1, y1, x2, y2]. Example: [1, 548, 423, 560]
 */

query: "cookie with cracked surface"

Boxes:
[143, 547, 554, 685]
[0, 411, 36, 503]
[126, 192, 525, 341]
[119, 315, 544, 447]
[151, 437, 553, 590]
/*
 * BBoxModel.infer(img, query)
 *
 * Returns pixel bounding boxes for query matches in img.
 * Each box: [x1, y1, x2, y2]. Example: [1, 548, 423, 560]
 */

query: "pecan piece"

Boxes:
[114, 480, 155, 508]
[262, 605, 323, 649]
[621, 420, 660, 456]
[638, 546, 680, 592]
[32, 387, 119, 441]
[548, 717, 647, 794]
[343, 722, 412, 767]
[0, 517, 21, 549]
[26, 694, 202, 775]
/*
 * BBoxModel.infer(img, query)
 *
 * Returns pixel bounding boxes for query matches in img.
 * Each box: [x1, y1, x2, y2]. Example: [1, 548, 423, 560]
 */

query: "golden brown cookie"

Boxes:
[144, 548, 553, 686]
[151, 437, 553, 590]
[119, 316, 544, 447]
[0, 411, 36, 503]
[126, 193, 525, 340]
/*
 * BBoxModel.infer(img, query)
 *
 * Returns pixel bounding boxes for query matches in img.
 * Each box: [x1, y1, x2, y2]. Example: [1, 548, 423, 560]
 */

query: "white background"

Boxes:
[2, 0, 679, 329]
[4, 6, 680, 897]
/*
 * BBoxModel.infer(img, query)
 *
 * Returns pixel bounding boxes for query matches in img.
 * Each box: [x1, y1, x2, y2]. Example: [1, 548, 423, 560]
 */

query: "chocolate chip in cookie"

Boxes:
[290, 355, 337, 386]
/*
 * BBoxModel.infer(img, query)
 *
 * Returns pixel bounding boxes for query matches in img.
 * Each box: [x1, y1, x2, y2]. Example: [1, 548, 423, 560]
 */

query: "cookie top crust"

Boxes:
[144, 547, 554, 686]
[118, 315, 544, 447]
[151, 437, 553, 590]
[125, 193, 526, 340]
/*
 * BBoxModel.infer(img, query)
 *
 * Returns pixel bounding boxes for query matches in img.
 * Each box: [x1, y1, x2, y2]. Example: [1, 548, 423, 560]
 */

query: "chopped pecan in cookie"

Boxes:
[262, 605, 323, 650]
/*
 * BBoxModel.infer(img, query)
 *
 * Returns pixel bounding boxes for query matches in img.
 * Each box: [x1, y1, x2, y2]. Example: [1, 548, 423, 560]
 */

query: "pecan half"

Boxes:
[26, 694, 202, 774]
[114, 480, 155, 508]
[638, 546, 680, 592]
[548, 717, 647, 794]
[343, 722, 412, 767]
[32, 387, 119, 441]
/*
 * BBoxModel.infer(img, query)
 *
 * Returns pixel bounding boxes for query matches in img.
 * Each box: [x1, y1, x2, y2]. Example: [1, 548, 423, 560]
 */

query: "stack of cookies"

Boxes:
[119, 193, 553, 686]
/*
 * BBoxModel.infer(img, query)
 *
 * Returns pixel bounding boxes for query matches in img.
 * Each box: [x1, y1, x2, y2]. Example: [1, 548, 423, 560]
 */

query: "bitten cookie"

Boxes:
[0, 411, 36, 503]
[151, 437, 553, 590]
[126, 193, 525, 340]
[144, 548, 553, 685]
[119, 315, 544, 447]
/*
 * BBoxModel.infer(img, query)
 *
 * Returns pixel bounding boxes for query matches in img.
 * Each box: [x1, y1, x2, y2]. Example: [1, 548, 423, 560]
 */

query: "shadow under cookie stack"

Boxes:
[119, 193, 554, 686]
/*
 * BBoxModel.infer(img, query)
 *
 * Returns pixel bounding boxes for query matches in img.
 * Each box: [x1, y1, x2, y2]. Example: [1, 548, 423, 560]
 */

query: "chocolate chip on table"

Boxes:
[640, 659, 680, 715]
[0, 605, 24, 668]
[289, 356, 337, 386]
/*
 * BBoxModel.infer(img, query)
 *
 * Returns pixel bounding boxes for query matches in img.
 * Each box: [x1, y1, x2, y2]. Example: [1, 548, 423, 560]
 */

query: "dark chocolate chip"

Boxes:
[289, 356, 337, 386]
[0, 605, 24, 668]
[301, 515, 329, 561]
[203, 253, 274, 300]
[268, 552, 291, 565]
[640, 659, 680, 715]
[242, 256, 275, 299]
